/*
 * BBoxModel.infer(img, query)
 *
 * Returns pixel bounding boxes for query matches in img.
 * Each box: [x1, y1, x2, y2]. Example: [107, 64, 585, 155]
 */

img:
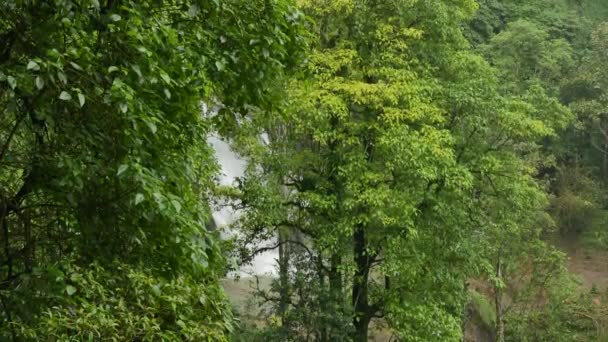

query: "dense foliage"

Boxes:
[0, 0, 304, 340]
[2, 0, 608, 341]
[229, 0, 608, 341]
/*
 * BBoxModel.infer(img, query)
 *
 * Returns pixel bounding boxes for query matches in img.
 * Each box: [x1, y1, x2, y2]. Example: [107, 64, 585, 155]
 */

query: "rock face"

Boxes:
[464, 304, 495, 342]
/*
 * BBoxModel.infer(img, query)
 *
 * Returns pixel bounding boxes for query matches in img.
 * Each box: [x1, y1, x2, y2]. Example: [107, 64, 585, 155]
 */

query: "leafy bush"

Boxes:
[4, 261, 232, 341]
[550, 166, 602, 234]
[505, 274, 604, 342]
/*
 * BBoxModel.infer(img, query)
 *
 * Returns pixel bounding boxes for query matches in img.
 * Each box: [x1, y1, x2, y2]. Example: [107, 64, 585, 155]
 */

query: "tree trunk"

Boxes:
[330, 253, 343, 301]
[278, 228, 290, 330]
[603, 132, 608, 182]
[353, 225, 371, 342]
[278, 173, 292, 331]
[494, 259, 505, 342]
[354, 316, 371, 342]
[461, 281, 471, 342]
[318, 255, 328, 342]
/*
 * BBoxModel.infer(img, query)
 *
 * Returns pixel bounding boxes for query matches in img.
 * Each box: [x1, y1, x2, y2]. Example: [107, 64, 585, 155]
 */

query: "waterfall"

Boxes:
[208, 135, 277, 276]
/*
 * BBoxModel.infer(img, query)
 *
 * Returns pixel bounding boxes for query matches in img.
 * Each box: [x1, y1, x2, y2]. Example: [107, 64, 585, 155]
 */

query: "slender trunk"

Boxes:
[330, 253, 342, 301]
[327, 253, 343, 340]
[278, 228, 290, 329]
[23, 208, 33, 272]
[0, 205, 11, 279]
[494, 259, 505, 342]
[462, 281, 470, 342]
[604, 132, 608, 182]
[353, 225, 371, 342]
[318, 255, 328, 342]
[278, 171, 292, 330]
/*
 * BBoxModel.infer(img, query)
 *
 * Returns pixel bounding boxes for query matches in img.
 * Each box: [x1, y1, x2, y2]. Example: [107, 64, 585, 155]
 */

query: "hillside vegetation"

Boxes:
[1, 0, 608, 341]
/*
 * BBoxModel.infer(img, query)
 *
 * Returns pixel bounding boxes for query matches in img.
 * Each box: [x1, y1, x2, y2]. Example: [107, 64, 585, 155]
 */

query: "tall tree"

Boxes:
[231, 1, 565, 341]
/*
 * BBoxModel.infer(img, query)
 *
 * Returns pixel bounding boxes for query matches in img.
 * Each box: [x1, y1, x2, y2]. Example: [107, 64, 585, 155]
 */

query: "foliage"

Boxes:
[580, 210, 608, 250]
[9, 260, 231, 341]
[483, 19, 575, 86]
[1, 0, 608, 340]
[0, 0, 306, 340]
[505, 275, 607, 342]
[550, 166, 602, 233]
[228, 0, 571, 341]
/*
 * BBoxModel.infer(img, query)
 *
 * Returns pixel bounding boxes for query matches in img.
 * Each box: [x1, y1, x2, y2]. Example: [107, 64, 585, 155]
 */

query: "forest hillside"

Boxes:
[2, 1, 608, 341]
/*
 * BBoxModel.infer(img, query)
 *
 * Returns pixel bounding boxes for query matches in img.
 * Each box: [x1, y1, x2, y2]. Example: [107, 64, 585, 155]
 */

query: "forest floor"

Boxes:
[557, 232, 608, 290]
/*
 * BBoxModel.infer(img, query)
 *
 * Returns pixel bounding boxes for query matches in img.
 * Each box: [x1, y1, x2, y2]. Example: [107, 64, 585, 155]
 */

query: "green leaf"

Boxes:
[69, 62, 83, 71]
[57, 72, 67, 84]
[108, 66, 119, 73]
[59, 91, 72, 101]
[78, 93, 85, 107]
[188, 4, 200, 17]
[160, 72, 171, 84]
[65, 285, 77, 296]
[146, 121, 158, 134]
[131, 64, 142, 78]
[163, 88, 171, 99]
[171, 200, 182, 213]
[27, 60, 40, 71]
[110, 14, 121, 22]
[35, 76, 44, 90]
[151, 284, 161, 297]
[215, 60, 225, 71]
[117, 164, 128, 176]
[7, 76, 16, 89]
[135, 193, 144, 205]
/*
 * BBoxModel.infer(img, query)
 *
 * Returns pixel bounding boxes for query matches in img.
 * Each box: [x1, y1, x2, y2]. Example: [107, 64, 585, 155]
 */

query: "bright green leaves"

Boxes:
[65, 285, 77, 296]
[230, 1, 565, 340]
[12, 262, 232, 341]
[229, 1, 535, 340]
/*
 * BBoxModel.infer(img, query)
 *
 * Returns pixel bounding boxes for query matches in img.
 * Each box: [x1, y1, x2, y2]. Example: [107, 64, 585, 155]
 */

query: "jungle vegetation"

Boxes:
[1, 0, 608, 341]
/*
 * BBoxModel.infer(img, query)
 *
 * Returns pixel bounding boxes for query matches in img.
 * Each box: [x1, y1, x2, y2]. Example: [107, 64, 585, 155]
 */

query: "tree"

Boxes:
[0, 0, 305, 339]
[230, 1, 565, 341]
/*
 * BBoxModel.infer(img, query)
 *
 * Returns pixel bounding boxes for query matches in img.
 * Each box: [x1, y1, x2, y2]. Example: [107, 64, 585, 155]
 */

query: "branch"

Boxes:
[0, 29, 16, 64]
[0, 291, 16, 341]
[0, 114, 26, 163]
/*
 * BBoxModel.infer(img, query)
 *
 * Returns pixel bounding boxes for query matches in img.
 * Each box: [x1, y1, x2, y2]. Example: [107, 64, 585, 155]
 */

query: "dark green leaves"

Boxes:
[0, 0, 306, 340]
